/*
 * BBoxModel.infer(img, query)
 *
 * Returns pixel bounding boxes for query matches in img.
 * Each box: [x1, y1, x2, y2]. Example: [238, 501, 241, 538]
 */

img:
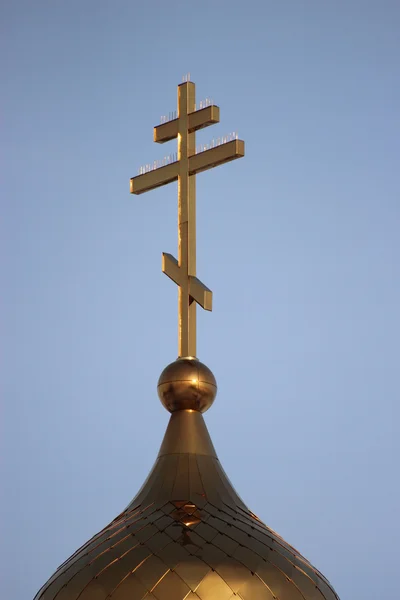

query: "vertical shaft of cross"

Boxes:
[178, 83, 196, 357]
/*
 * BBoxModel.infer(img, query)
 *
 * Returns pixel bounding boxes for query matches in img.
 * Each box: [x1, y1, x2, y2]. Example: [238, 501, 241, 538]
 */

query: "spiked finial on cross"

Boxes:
[130, 81, 245, 358]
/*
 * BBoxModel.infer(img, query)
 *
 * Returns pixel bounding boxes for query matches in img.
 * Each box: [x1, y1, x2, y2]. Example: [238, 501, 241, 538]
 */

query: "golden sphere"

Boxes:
[157, 357, 217, 413]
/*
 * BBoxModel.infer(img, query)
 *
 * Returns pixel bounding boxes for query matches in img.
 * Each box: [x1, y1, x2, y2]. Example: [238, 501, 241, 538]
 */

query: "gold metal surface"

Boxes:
[130, 81, 244, 358]
[34, 78, 341, 600]
[157, 357, 217, 413]
[35, 410, 340, 600]
[156, 409, 217, 458]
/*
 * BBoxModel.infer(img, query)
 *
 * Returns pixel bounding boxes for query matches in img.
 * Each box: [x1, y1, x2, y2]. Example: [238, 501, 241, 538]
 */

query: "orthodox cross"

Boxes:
[130, 78, 244, 358]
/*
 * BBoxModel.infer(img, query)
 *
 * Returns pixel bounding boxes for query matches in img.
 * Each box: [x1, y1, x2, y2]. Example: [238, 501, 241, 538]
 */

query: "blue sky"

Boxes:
[2, 2, 399, 599]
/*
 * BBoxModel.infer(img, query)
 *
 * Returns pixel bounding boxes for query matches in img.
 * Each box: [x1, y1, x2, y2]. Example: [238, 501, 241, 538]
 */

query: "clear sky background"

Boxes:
[2, 2, 399, 599]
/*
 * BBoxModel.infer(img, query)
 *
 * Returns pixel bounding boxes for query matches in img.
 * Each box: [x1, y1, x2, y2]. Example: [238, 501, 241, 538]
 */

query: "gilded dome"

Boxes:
[35, 360, 339, 600]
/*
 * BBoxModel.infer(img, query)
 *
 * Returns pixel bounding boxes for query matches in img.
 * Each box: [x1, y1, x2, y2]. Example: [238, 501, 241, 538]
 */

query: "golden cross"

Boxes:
[130, 80, 244, 358]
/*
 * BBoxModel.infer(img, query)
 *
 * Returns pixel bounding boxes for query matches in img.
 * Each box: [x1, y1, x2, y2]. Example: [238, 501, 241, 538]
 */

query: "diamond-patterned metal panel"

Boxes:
[195, 571, 234, 600]
[174, 555, 210, 591]
[152, 570, 190, 600]
[135, 555, 169, 591]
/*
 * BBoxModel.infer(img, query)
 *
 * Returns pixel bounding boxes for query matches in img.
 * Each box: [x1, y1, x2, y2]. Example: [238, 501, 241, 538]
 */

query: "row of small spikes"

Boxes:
[137, 133, 239, 175]
[160, 98, 214, 124]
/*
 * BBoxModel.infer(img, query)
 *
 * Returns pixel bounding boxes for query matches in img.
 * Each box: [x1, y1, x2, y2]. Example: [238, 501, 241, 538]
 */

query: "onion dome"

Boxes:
[35, 358, 339, 600]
